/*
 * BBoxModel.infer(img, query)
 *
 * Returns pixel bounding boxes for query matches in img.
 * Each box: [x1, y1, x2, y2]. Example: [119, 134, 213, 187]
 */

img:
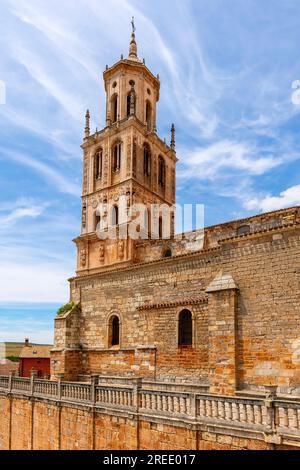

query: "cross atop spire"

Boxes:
[129, 17, 138, 60]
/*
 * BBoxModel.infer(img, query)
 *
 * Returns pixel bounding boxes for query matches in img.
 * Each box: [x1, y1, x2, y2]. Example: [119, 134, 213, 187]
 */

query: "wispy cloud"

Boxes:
[0, 199, 46, 228]
[1, 149, 81, 197]
[178, 140, 284, 181]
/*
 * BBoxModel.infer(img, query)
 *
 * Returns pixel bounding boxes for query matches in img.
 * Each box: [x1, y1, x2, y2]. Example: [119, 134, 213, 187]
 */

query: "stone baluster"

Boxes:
[205, 400, 212, 418]
[225, 402, 233, 421]
[212, 400, 218, 419]
[239, 403, 247, 423]
[246, 404, 254, 423]
[180, 397, 186, 415]
[288, 408, 298, 429]
[199, 399, 205, 417]
[157, 394, 162, 412]
[254, 405, 262, 425]
[218, 401, 225, 419]
[162, 394, 168, 412]
[151, 393, 157, 411]
[174, 396, 180, 414]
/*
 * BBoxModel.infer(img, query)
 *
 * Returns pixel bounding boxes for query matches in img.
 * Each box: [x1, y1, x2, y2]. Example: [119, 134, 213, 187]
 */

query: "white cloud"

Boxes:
[291, 80, 300, 106]
[245, 184, 300, 213]
[178, 140, 283, 181]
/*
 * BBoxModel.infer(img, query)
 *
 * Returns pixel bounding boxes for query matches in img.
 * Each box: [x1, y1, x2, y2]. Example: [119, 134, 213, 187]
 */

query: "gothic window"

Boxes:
[158, 156, 166, 188]
[164, 249, 172, 258]
[178, 310, 193, 347]
[111, 94, 118, 123]
[109, 315, 120, 347]
[95, 149, 103, 180]
[143, 144, 151, 177]
[146, 100, 152, 129]
[127, 94, 131, 117]
[112, 205, 119, 226]
[112, 142, 122, 172]
[159, 217, 163, 239]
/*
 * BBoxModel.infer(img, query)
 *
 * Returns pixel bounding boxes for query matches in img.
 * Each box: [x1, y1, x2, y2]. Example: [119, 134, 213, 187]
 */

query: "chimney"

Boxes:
[25, 338, 29, 346]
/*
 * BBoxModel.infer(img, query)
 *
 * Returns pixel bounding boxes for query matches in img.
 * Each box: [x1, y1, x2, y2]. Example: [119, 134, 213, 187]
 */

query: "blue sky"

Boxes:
[0, 0, 300, 307]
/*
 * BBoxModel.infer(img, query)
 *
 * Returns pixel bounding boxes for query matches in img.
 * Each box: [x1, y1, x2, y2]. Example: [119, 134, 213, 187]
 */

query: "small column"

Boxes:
[170, 123, 176, 151]
[84, 109, 90, 139]
[206, 272, 238, 395]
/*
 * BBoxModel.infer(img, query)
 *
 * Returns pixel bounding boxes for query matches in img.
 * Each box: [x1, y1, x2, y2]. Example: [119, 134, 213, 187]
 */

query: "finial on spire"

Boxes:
[131, 16, 136, 34]
[170, 123, 176, 151]
[129, 17, 138, 59]
[85, 109, 90, 139]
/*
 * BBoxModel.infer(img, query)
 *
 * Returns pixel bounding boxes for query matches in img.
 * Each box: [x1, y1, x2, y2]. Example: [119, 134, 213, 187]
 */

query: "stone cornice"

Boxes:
[138, 297, 208, 311]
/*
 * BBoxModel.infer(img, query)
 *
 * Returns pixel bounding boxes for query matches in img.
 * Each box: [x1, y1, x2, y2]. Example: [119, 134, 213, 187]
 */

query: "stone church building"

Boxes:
[51, 26, 300, 398]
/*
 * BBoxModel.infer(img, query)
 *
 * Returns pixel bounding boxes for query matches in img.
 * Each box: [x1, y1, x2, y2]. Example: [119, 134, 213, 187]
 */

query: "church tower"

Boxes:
[75, 20, 178, 273]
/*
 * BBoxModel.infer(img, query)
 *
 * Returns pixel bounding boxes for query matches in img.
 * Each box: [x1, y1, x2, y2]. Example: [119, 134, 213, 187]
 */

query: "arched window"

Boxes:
[158, 156, 166, 188]
[178, 310, 193, 347]
[146, 101, 152, 129]
[143, 144, 151, 177]
[95, 149, 103, 180]
[164, 249, 172, 258]
[111, 94, 118, 123]
[109, 316, 120, 347]
[112, 205, 119, 226]
[112, 142, 122, 172]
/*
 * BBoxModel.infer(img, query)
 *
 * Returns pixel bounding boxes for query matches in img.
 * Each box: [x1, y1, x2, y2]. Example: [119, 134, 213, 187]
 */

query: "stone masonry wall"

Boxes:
[53, 219, 300, 395]
[0, 394, 294, 450]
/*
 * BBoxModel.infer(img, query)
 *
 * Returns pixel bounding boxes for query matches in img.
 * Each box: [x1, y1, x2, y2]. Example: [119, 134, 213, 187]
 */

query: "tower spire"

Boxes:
[85, 109, 90, 139]
[129, 17, 138, 59]
[170, 123, 176, 151]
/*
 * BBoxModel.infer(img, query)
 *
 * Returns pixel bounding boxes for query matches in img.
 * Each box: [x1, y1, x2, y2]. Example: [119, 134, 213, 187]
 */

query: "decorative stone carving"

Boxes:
[82, 204, 87, 229]
[99, 244, 105, 263]
[80, 248, 87, 268]
[118, 240, 125, 260]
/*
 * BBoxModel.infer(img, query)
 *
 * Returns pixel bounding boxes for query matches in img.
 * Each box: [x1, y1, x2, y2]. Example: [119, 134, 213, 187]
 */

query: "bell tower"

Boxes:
[75, 19, 178, 274]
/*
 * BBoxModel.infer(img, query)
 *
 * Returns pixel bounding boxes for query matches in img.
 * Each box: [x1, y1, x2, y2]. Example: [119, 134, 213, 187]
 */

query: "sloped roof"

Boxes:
[19, 344, 52, 359]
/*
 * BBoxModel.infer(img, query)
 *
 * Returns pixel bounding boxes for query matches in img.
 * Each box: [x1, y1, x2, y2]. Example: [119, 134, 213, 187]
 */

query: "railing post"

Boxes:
[264, 386, 277, 432]
[57, 374, 64, 401]
[91, 375, 99, 405]
[30, 370, 37, 396]
[190, 394, 197, 420]
[8, 371, 14, 393]
[133, 378, 142, 413]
